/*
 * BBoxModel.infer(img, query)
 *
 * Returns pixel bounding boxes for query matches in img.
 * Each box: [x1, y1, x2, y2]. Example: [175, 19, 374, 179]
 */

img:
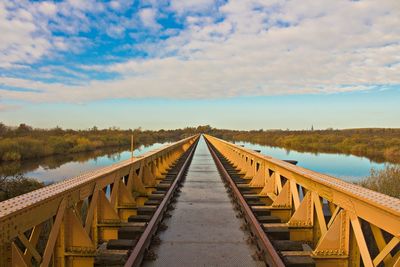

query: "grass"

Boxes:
[0, 174, 45, 202]
[0, 123, 199, 162]
[215, 128, 400, 164]
[358, 165, 400, 198]
[1, 125, 399, 200]
[2, 124, 399, 164]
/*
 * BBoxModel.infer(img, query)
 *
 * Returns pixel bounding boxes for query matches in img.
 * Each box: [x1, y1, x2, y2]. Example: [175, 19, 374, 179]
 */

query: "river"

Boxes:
[0, 140, 392, 184]
[234, 141, 390, 182]
[0, 142, 171, 184]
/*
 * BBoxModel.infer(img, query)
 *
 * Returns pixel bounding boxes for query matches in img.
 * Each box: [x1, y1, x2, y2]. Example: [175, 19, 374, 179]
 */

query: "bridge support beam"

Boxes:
[204, 134, 400, 267]
[0, 135, 199, 267]
[55, 208, 96, 267]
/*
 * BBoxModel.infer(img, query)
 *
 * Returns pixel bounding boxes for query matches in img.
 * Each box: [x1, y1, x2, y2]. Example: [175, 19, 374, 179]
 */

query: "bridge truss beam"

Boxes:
[0, 135, 198, 267]
[205, 134, 400, 267]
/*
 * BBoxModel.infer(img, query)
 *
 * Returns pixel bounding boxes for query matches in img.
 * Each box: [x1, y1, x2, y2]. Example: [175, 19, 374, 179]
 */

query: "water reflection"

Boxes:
[2, 140, 394, 184]
[234, 141, 391, 182]
[0, 142, 171, 184]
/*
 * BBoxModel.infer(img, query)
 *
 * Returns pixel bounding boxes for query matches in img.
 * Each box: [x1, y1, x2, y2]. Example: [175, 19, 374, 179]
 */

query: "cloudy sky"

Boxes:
[0, 0, 399, 130]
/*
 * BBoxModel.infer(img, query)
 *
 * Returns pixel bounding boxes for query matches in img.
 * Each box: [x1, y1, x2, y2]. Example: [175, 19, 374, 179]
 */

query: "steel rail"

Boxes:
[205, 138, 285, 267]
[124, 137, 199, 267]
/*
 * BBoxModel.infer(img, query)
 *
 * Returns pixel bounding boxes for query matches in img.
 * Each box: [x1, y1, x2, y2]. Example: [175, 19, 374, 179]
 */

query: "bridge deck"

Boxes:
[144, 137, 265, 267]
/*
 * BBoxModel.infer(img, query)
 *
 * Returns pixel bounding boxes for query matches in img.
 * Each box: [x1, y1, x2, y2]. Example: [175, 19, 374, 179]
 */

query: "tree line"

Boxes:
[212, 128, 400, 164]
[1, 123, 399, 164]
[1, 124, 399, 201]
[0, 123, 201, 162]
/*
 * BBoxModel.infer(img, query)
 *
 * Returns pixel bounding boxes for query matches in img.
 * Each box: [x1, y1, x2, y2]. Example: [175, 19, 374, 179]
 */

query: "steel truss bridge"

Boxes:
[0, 135, 399, 267]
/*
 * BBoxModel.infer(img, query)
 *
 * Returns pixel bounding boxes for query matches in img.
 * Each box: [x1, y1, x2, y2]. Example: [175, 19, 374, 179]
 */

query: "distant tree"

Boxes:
[196, 125, 212, 133]
[311, 125, 314, 131]
[51, 126, 64, 135]
[0, 122, 7, 136]
[16, 123, 33, 135]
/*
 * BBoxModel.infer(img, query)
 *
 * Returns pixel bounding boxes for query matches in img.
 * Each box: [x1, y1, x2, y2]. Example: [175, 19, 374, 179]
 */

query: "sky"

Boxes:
[0, 0, 399, 130]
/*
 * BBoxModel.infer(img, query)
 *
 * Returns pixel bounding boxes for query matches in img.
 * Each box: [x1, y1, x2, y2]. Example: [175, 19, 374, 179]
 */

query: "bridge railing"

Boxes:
[0, 135, 199, 267]
[205, 135, 400, 267]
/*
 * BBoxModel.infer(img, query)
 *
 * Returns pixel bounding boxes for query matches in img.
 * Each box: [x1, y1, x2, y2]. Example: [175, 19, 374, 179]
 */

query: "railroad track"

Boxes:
[95, 138, 199, 267]
[99, 137, 313, 267]
[3, 134, 398, 266]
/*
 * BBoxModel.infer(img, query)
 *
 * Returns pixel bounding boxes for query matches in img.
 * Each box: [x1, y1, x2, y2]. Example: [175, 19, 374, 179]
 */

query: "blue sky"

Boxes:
[1, 0, 399, 130]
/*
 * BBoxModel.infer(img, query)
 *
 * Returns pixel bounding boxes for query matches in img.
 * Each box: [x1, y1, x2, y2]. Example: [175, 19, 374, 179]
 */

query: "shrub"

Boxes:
[384, 147, 400, 161]
[0, 175, 45, 201]
[70, 137, 96, 153]
[16, 137, 47, 159]
[358, 166, 400, 198]
[2, 151, 21, 161]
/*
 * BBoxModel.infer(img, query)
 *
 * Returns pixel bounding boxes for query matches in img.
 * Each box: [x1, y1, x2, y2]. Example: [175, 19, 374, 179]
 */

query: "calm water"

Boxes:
[234, 141, 390, 182]
[1, 140, 392, 184]
[0, 142, 171, 184]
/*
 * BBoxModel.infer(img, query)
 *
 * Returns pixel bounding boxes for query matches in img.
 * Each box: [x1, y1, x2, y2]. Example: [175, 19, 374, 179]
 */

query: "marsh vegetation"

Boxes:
[1, 124, 399, 200]
[0, 174, 44, 202]
[213, 128, 400, 164]
[358, 165, 400, 198]
[0, 123, 198, 162]
[2, 124, 398, 164]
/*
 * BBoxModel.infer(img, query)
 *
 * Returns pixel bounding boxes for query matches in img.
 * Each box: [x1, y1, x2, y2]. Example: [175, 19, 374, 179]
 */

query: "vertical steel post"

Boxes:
[131, 134, 134, 159]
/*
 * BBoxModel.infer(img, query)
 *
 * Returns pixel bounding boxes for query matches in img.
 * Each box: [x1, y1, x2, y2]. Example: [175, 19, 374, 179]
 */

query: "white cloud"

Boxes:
[106, 24, 126, 38]
[170, 0, 215, 14]
[37, 2, 57, 16]
[139, 8, 160, 30]
[0, 2, 51, 67]
[0, 0, 400, 103]
[109, 1, 121, 10]
[0, 0, 107, 68]
[16, 9, 34, 21]
[66, 0, 104, 11]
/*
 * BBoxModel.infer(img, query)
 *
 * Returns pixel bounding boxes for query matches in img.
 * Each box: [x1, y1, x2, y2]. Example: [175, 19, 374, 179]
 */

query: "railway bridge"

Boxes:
[1, 135, 399, 267]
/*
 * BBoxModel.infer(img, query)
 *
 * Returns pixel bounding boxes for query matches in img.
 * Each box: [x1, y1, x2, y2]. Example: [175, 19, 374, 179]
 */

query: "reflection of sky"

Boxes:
[26, 142, 171, 183]
[23, 140, 395, 184]
[235, 142, 390, 182]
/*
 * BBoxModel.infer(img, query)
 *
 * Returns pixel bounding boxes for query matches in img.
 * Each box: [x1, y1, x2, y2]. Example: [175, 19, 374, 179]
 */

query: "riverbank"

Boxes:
[2, 125, 399, 164]
[214, 128, 400, 164]
[0, 123, 194, 162]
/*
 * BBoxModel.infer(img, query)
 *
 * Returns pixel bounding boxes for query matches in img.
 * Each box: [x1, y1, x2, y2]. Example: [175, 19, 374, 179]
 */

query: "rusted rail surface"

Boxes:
[204, 134, 400, 267]
[0, 135, 199, 267]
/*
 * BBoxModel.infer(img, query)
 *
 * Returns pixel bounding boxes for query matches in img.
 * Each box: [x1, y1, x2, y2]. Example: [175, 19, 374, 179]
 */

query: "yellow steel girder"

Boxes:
[0, 135, 199, 267]
[204, 134, 400, 267]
